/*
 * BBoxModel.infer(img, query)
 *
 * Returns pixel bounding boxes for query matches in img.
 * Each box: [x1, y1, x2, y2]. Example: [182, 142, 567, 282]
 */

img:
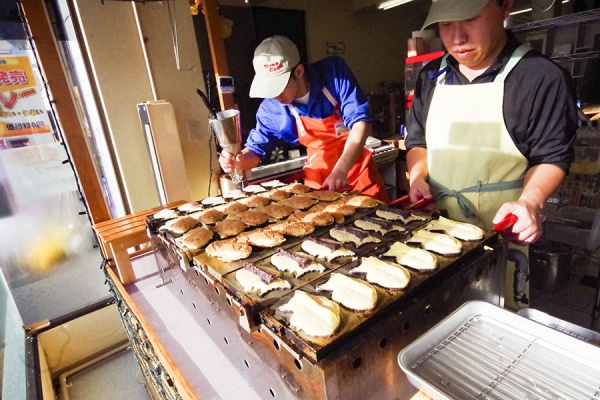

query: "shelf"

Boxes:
[553, 49, 600, 63]
[510, 8, 600, 32]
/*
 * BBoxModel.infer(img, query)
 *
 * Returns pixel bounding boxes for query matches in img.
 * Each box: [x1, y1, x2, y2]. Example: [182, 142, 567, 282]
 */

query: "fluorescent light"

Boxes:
[378, 0, 413, 10]
[510, 7, 532, 15]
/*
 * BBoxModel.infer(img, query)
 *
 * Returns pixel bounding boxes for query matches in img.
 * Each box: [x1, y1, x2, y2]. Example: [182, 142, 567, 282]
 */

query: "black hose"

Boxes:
[509, 248, 529, 304]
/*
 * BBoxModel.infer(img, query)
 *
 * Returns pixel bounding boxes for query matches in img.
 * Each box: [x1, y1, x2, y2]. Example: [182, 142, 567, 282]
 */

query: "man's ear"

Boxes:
[502, 0, 515, 18]
[293, 64, 304, 79]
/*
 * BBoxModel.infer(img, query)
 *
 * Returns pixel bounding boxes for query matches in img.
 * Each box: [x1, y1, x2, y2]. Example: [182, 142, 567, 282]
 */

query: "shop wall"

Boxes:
[72, 0, 214, 213]
[217, 0, 428, 92]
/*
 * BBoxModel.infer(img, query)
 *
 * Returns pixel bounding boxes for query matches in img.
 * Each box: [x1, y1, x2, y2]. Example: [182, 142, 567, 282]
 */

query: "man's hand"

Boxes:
[408, 178, 432, 203]
[218, 149, 261, 174]
[493, 201, 543, 245]
[323, 170, 350, 192]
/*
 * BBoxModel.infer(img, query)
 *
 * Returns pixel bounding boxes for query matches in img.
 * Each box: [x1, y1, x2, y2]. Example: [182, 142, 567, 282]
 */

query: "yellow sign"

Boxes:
[0, 55, 52, 137]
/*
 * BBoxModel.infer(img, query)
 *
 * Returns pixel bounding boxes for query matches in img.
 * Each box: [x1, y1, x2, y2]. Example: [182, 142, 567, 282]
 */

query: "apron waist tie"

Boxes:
[429, 178, 524, 219]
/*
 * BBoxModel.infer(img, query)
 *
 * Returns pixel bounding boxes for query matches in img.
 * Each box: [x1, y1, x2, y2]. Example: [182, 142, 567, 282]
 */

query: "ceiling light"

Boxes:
[378, 0, 414, 10]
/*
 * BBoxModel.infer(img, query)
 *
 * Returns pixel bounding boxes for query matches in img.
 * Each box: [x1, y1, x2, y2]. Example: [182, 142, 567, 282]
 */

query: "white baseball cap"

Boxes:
[249, 35, 301, 99]
[422, 0, 490, 30]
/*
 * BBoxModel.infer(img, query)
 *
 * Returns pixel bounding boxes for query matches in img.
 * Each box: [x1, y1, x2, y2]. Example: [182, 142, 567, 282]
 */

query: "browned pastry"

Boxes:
[215, 201, 248, 216]
[344, 195, 382, 209]
[259, 189, 291, 201]
[277, 195, 318, 210]
[298, 190, 342, 202]
[236, 229, 286, 248]
[212, 218, 247, 239]
[297, 210, 335, 227]
[189, 208, 224, 225]
[282, 182, 311, 194]
[159, 216, 197, 235]
[256, 203, 295, 219]
[205, 238, 252, 262]
[238, 195, 272, 208]
[177, 227, 213, 250]
[267, 221, 315, 237]
[236, 210, 269, 226]
[317, 202, 357, 216]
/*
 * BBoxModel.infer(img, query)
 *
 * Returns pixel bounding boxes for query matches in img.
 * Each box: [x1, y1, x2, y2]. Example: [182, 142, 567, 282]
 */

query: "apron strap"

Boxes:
[436, 54, 451, 85]
[429, 178, 524, 219]
[289, 87, 338, 138]
[494, 44, 531, 83]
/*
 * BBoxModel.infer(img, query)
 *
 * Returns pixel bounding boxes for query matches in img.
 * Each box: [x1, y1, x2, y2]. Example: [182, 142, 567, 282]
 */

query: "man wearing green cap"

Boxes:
[405, 0, 577, 245]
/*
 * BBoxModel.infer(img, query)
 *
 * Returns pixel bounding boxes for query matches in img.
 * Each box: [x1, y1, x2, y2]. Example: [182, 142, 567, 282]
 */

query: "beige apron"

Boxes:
[426, 45, 530, 229]
[425, 45, 531, 309]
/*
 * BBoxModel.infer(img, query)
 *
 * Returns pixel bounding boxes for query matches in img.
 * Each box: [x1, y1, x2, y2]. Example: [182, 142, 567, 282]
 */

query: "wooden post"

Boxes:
[198, 0, 235, 111]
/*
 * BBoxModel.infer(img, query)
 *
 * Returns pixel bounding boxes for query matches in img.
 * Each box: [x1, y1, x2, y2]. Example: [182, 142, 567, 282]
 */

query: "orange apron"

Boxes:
[289, 87, 388, 202]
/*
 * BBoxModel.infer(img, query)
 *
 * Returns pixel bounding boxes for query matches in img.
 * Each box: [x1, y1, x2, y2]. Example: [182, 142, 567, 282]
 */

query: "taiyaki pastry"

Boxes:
[152, 208, 178, 220]
[277, 195, 318, 210]
[267, 221, 315, 237]
[236, 229, 286, 248]
[205, 238, 252, 261]
[159, 216, 197, 235]
[277, 290, 341, 338]
[235, 262, 291, 297]
[177, 202, 202, 213]
[318, 202, 356, 216]
[381, 242, 437, 271]
[259, 189, 291, 201]
[316, 273, 378, 312]
[256, 203, 295, 220]
[344, 195, 382, 209]
[238, 195, 271, 208]
[375, 206, 427, 224]
[212, 218, 247, 239]
[330, 225, 381, 247]
[351, 257, 411, 290]
[201, 196, 226, 206]
[236, 210, 269, 226]
[353, 216, 406, 236]
[300, 237, 355, 262]
[295, 210, 335, 227]
[270, 248, 325, 278]
[189, 208, 224, 225]
[214, 201, 248, 216]
[423, 216, 484, 241]
[222, 189, 247, 200]
[407, 230, 462, 257]
[176, 227, 214, 250]
[242, 184, 267, 194]
[260, 179, 285, 188]
[281, 182, 312, 194]
[298, 190, 342, 202]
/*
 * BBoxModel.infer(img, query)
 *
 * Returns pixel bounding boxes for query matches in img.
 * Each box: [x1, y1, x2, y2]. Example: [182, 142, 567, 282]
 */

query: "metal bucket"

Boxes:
[529, 242, 571, 292]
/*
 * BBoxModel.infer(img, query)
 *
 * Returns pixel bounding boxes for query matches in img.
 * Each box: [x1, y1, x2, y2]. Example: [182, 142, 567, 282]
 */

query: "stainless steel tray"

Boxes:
[398, 301, 600, 400]
[518, 308, 600, 344]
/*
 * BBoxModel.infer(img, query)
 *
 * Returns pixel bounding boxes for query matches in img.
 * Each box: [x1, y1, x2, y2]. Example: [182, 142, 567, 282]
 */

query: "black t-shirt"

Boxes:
[405, 32, 578, 174]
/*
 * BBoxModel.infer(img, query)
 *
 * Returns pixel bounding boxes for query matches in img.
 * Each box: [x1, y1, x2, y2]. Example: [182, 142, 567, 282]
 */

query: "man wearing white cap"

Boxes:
[218, 35, 387, 200]
[405, 0, 577, 245]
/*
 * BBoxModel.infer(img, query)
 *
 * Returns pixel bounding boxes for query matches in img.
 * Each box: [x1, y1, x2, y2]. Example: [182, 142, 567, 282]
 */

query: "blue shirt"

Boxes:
[245, 56, 371, 158]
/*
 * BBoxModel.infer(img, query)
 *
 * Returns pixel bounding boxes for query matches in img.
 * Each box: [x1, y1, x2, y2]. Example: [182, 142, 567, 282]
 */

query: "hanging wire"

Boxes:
[16, 1, 95, 230]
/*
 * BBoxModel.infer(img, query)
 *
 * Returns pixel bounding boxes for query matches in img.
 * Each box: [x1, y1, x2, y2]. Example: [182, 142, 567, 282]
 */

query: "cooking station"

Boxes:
[245, 137, 401, 198]
[142, 185, 507, 400]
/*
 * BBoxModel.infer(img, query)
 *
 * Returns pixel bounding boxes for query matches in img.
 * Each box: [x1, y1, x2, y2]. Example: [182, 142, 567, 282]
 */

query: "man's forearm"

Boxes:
[406, 147, 429, 184]
[331, 121, 371, 176]
[519, 164, 565, 213]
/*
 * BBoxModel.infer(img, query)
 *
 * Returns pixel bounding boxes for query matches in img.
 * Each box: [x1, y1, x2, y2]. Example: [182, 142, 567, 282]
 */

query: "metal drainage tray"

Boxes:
[398, 300, 600, 400]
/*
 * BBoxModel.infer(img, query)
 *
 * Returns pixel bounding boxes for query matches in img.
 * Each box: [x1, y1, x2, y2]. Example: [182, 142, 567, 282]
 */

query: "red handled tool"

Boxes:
[387, 194, 432, 210]
[493, 214, 518, 231]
